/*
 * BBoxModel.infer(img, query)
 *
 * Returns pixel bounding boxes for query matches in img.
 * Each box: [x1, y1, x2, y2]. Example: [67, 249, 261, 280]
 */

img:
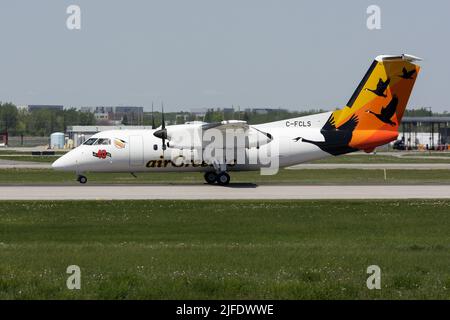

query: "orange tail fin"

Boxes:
[333, 54, 421, 151]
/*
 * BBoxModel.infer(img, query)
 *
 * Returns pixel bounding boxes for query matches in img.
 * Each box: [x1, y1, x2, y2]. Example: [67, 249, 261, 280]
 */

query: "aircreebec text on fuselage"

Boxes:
[146, 159, 237, 168]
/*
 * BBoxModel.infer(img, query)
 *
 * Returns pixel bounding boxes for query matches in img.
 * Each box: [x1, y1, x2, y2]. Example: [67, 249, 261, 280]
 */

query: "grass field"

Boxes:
[1, 168, 450, 185]
[0, 200, 449, 299]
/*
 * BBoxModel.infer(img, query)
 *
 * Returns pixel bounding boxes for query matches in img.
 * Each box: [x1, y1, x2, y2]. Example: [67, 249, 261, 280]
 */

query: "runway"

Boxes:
[0, 185, 449, 200]
[0, 159, 51, 169]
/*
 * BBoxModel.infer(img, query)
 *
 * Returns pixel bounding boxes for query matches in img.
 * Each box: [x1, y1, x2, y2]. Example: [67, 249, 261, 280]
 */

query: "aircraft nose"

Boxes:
[52, 154, 76, 171]
[52, 156, 66, 170]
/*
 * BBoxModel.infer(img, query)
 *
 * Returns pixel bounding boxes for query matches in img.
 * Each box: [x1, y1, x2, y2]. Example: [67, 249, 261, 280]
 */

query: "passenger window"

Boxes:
[83, 138, 97, 145]
[94, 138, 111, 145]
[153, 144, 158, 151]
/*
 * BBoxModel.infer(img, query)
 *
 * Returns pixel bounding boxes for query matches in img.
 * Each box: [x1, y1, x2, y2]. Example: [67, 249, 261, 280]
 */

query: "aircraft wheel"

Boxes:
[204, 172, 217, 184]
[216, 172, 230, 186]
[77, 175, 88, 184]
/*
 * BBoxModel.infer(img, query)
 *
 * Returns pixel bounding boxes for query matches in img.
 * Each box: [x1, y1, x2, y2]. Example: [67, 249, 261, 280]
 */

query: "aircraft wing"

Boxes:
[166, 120, 272, 149]
[202, 120, 272, 141]
[201, 120, 249, 131]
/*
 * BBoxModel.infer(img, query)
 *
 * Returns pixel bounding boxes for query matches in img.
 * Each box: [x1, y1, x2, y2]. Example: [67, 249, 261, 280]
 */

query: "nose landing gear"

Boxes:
[77, 175, 88, 184]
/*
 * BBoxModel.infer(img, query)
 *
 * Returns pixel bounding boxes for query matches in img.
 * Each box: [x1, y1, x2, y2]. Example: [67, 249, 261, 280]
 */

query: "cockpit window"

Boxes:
[94, 138, 111, 145]
[83, 138, 98, 145]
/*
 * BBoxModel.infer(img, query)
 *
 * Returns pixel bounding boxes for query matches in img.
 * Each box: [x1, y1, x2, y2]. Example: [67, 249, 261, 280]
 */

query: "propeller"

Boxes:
[153, 102, 167, 150]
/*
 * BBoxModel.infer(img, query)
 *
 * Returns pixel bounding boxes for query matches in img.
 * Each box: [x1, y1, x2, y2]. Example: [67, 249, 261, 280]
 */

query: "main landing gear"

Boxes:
[77, 175, 88, 184]
[203, 171, 231, 186]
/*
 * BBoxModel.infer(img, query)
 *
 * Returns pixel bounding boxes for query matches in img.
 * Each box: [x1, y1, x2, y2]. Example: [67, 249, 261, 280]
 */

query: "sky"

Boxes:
[0, 0, 449, 112]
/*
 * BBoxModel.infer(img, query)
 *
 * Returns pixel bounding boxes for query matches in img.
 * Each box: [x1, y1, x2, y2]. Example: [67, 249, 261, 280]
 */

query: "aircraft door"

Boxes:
[129, 135, 144, 167]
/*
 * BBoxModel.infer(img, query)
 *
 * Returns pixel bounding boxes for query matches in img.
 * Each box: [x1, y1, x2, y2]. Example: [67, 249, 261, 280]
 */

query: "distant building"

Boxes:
[223, 108, 235, 113]
[80, 106, 144, 125]
[190, 108, 207, 118]
[80, 106, 114, 114]
[253, 108, 269, 115]
[245, 108, 288, 115]
[28, 105, 64, 112]
[67, 125, 154, 147]
[94, 113, 109, 122]
[401, 116, 450, 149]
[114, 106, 144, 125]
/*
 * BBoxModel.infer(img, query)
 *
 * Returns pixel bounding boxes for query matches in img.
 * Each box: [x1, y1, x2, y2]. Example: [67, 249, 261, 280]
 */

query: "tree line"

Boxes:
[1, 102, 446, 136]
[0, 102, 96, 136]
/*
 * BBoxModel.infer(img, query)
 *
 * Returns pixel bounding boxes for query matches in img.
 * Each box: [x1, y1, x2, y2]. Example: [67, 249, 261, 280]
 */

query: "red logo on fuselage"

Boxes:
[93, 149, 111, 159]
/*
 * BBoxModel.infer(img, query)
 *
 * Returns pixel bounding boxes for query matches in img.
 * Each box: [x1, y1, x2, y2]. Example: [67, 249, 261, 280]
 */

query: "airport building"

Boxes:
[400, 116, 450, 150]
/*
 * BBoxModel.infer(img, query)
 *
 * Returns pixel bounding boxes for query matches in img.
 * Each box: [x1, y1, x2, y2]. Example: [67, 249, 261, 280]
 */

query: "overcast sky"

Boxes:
[0, 0, 449, 112]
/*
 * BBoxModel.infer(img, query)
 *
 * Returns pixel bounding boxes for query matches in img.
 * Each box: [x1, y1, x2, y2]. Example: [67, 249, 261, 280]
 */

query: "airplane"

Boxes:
[52, 54, 421, 185]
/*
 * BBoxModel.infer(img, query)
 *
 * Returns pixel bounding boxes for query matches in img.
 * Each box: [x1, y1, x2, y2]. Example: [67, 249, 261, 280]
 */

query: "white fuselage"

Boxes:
[52, 112, 334, 174]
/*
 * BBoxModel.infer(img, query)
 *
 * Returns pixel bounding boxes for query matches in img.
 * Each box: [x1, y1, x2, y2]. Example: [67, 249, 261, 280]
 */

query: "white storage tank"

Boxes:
[50, 132, 65, 149]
